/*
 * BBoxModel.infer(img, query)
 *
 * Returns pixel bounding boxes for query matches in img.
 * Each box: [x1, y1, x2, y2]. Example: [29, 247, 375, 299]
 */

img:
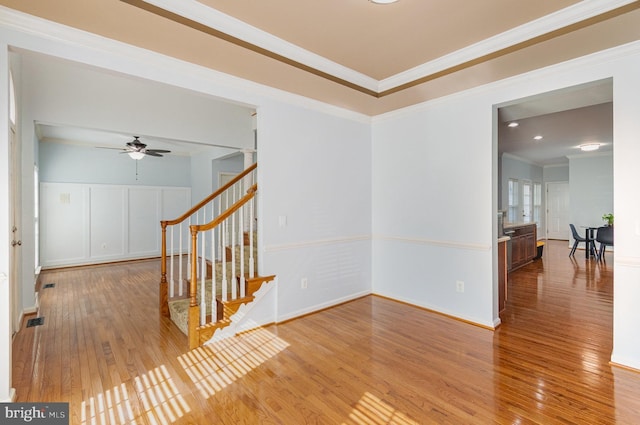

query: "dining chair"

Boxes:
[596, 226, 614, 261]
[569, 224, 586, 257]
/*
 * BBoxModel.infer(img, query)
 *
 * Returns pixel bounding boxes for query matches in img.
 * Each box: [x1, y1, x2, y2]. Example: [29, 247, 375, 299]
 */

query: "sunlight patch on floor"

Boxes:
[80, 365, 190, 425]
[177, 327, 290, 398]
[134, 365, 191, 425]
[80, 382, 137, 425]
[343, 392, 419, 425]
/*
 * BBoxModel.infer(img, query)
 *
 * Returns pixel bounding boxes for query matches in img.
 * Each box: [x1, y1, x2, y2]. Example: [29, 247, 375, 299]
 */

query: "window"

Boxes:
[533, 182, 542, 225]
[508, 179, 519, 223]
[522, 180, 532, 223]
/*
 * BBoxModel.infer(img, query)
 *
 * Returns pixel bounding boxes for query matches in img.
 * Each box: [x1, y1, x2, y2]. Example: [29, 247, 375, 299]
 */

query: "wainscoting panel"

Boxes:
[129, 188, 161, 256]
[90, 186, 126, 260]
[41, 183, 88, 264]
[40, 182, 190, 268]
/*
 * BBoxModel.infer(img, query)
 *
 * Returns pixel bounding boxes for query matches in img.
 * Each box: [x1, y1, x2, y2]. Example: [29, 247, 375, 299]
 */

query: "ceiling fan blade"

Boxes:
[146, 149, 171, 154]
[144, 151, 163, 157]
[96, 146, 128, 151]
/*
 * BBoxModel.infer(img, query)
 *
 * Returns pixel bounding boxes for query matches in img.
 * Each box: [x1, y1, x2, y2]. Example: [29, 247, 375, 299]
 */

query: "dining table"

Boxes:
[583, 226, 599, 259]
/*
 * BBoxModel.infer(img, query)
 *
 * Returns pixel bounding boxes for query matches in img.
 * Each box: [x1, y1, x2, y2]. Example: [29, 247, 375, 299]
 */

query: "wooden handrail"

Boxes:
[191, 184, 257, 233]
[163, 162, 257, 227]
[188, 183, 257, 317]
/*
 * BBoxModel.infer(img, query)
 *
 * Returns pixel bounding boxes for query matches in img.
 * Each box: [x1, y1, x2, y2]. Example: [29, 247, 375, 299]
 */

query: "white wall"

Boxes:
[258, 102, 372, 322]
[190, 147, 241, 204]
[569, 153, 613, 229]
[372, 42, 640, 347]
[372, 95, 495, 327]
[543, 164, 570, 182]
[40, 141, 191, 186]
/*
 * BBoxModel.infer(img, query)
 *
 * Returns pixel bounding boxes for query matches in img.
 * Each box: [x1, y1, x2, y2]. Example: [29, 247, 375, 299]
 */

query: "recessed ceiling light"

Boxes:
[533, 135, 543, 140]
[370, 0, 399, 3]
[508, 122, 519, 128]
[580, 143, 600, 152]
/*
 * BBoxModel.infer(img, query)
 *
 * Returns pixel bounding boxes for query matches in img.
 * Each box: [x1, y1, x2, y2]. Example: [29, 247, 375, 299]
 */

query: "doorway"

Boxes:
[495, 78, 613, 321]
[546, 181, 570, 240]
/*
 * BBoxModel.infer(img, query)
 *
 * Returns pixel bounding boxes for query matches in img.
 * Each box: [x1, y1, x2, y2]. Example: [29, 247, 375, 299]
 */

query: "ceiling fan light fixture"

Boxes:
[370, 0, 398, 4]
[128, 151, 145, 160]
[580, 143, 600, 152]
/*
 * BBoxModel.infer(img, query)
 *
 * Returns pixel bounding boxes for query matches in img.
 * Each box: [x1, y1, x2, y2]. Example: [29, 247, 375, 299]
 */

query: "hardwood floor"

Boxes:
[12, 241, 640, 424]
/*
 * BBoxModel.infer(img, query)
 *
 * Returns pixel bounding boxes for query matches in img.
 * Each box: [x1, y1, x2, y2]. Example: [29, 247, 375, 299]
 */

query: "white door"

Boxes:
[8, 69, 22, 335]
[218, 172, 244, 207]
[546, 182, 570, 240]
[9, 124, 21, 334]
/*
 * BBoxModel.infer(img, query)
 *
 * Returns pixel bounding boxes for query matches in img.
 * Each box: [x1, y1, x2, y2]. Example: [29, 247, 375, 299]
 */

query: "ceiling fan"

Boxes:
[98, 136, 171, 160]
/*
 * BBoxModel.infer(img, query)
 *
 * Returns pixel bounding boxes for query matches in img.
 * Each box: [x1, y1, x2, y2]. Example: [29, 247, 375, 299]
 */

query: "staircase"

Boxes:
[159, 163, 275, 349]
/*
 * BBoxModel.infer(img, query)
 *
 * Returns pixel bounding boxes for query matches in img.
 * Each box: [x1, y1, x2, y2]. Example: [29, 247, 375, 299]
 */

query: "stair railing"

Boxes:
[160, 163, 257, 316]
[188, 183, 257, 348]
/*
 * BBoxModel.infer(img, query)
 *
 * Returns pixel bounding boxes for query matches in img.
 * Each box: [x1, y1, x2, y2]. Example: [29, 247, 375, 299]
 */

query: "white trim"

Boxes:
[22, 306, 37, 315]
[142, 0, 636, 94]
[374, 234, 491, 252]
[543, 163, 570, 169]
[0, 388, 16, 402]
[378, 0, 636, 92]
[264, 235, 370, 252]
[566, 151, 614, 160]
[615, 257, 640, 268]
[276, 289, 371, 324]
[140, 0, 379, 92]
[372, 291, 496, 330]
[502, 152, 540, 167]
[372, 39, 640, 122]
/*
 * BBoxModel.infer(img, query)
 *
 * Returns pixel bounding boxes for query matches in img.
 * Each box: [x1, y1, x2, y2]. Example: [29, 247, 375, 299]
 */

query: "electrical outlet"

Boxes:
[301, 278, 308, 289]
[456, 280, 465, 293]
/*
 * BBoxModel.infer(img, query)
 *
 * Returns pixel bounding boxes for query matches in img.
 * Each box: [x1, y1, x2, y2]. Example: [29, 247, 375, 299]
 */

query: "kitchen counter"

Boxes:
[504, 221, 535, 230]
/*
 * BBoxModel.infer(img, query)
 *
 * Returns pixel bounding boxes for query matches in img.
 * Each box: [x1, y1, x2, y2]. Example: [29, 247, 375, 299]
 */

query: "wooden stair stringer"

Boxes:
[203, 275, 277, 345]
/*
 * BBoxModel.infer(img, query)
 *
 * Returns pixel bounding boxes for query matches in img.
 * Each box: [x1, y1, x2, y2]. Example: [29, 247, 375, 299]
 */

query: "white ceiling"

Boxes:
[498, 79, 613, 166]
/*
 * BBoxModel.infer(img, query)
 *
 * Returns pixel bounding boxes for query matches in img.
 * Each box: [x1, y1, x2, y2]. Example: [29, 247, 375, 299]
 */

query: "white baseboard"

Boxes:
[276, 290, 371, 324]
[1, 388, 16, 402]
[23, 306, 37, 315]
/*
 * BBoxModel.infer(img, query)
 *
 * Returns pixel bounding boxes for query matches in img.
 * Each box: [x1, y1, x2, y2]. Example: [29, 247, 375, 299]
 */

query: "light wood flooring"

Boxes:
[12, 240, 640, 424]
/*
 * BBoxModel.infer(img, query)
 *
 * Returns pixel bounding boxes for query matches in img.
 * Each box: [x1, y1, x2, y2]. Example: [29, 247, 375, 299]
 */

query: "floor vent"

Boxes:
[44, 283, 55, 289]
[26, 317, 44, 328]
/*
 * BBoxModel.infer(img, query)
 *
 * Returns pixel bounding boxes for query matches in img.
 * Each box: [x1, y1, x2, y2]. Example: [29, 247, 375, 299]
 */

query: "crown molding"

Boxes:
[501, 152, 542, 167]
[378, 0, 638, 92]
[0, 6, 371, 124]
[135, 0, 380, 93]
[138, 0, 639, 96]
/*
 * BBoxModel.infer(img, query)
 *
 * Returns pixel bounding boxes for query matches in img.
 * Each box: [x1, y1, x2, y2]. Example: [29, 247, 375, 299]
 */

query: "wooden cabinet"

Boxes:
[509, 224, 537, 271]
[498, 239, 507, 312]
